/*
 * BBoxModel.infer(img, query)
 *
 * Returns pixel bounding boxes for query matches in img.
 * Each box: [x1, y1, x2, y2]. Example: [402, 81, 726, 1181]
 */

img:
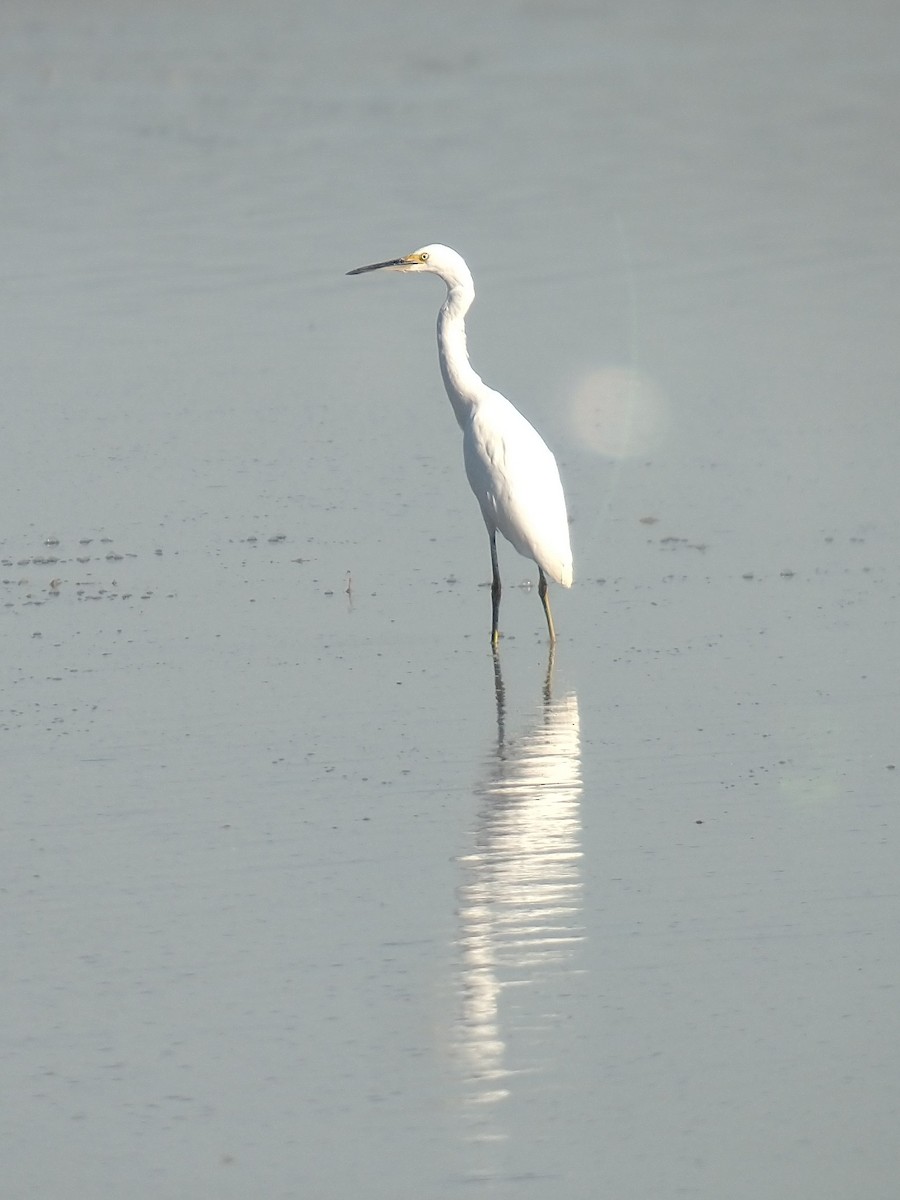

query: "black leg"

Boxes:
[538, 567, 556, 644]
[490, 530, 501, 647]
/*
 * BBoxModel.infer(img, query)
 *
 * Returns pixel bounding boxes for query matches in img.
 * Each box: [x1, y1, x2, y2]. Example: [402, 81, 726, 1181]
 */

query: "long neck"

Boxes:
[436, 278, 484, 428]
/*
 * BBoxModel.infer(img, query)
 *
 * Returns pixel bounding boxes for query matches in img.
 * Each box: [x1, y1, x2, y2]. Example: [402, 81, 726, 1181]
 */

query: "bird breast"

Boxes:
[462, 397, 573, 588]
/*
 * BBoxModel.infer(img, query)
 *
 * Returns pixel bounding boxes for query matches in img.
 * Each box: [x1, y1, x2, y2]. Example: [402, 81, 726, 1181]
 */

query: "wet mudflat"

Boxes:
[2, 2, 899, 1197]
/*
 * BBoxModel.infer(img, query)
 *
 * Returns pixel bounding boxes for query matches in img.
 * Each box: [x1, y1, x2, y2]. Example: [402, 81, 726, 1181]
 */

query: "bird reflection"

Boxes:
[452, 649, 583, 1148]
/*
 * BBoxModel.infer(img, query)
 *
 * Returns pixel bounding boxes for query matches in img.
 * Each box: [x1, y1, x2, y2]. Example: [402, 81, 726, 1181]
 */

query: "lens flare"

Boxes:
[568, 366, 669, 459]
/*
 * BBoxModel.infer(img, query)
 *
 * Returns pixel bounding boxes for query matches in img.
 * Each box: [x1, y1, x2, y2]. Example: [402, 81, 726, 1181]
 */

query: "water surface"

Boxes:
[3, 2, 899, 1197]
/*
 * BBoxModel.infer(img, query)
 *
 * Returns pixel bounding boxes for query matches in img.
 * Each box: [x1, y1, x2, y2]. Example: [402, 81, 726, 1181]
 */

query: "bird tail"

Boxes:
[549, 558, 573, 588]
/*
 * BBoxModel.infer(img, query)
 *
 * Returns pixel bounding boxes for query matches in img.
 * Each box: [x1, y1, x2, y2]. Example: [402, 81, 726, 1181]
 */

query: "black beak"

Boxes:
[346, 258, 407, 275]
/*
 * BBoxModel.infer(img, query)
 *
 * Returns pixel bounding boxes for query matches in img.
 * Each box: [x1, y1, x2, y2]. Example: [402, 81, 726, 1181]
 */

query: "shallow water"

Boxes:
[3, 2, 899, 1197]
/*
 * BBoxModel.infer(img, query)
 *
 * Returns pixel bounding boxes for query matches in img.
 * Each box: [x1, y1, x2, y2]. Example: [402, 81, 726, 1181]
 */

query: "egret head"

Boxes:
[347, 244, 472, 290]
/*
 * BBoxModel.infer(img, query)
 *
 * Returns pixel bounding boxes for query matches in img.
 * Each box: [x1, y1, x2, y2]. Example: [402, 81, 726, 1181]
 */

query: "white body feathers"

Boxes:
[463, 393, 573, 588]
[348, 242, 573, 643]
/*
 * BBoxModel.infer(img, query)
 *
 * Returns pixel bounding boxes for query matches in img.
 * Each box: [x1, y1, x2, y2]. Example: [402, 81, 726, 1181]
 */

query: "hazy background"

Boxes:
[3, 2, 899, 1197]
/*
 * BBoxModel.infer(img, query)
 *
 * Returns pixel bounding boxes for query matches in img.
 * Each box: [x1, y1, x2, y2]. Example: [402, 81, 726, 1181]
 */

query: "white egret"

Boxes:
[347, 244, 573, 646]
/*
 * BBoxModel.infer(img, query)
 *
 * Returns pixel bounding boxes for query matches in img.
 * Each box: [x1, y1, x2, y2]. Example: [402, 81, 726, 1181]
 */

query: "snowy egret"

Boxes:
[347, 244, 573, 646]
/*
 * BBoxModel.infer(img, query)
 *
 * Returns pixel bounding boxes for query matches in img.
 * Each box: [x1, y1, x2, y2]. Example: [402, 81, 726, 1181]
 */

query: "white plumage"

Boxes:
[348, 243, 573, 645]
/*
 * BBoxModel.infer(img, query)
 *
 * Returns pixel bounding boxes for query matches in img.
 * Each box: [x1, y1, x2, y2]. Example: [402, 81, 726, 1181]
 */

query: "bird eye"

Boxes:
[420, 251, 429, 261]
